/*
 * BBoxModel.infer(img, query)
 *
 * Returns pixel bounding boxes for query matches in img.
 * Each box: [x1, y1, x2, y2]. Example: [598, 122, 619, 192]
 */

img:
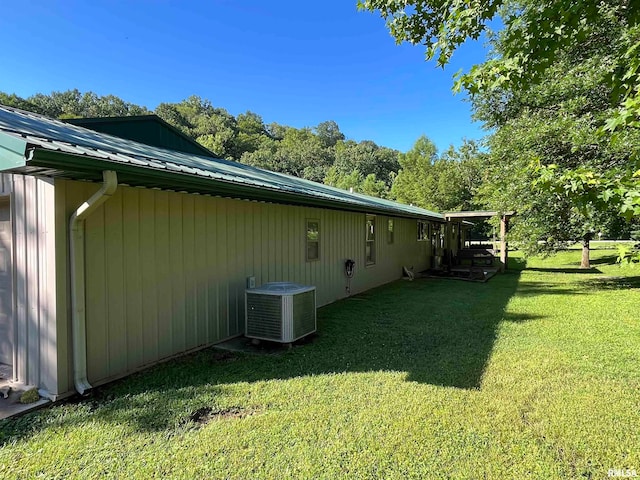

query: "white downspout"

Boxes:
[70, 170, 118, 395]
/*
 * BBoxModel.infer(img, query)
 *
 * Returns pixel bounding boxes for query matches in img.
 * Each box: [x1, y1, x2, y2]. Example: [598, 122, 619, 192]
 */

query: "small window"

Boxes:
[417, 220, 429, 241]
[306, 219, 319, 261]
[366, 215, 376, 265]
[387, 218, 394, 244]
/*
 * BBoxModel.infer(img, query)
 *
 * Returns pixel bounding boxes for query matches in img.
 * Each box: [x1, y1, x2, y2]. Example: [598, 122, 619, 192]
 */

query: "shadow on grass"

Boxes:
[525, 267, 603, 274]
[575, 254, 618, 266]
[1, 261, 530, 440]
[582, 276, 640, 290]
[512, 282, 587, 297]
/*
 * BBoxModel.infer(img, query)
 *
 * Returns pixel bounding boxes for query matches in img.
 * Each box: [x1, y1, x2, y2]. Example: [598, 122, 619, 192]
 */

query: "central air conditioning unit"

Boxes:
[245, 282, 316, 343]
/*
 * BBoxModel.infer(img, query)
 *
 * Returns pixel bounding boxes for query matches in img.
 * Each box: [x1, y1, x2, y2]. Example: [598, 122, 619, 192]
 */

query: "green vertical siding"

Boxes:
[55, 180, 431, 388]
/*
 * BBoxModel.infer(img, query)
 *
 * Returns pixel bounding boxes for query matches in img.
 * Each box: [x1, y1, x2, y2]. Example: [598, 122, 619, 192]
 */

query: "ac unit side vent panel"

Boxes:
[293, 290, 316, 339]
[246, 293, 282, 340]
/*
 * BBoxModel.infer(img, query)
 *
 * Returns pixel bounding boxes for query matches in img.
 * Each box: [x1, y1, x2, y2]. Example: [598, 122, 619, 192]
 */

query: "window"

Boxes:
[387, 218, 394, 244]
[306, 219, 319, 261]
[366, 215, 376, 265]
[417, 220, 429, 241]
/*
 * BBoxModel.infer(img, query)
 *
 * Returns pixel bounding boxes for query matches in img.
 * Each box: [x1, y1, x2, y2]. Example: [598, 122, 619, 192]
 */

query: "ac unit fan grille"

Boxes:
[246, 293, 282, 340]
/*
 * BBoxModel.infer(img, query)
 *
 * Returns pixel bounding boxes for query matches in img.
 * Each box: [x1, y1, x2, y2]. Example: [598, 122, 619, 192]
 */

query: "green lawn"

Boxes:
[1, 250, 639, 479]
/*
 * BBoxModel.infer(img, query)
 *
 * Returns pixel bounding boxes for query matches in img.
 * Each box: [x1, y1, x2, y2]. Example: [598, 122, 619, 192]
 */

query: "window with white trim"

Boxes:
[366, 215, 376, 265]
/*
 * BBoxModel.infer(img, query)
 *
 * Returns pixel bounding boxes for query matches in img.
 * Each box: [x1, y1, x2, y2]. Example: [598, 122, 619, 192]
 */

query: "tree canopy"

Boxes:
[358, 0, 639, 110]
[471, 5, 639, 261]
[3, 88, 150, 118]
[1, 89, 490, 213]
[392, 136, 484, 212]
[360, 0, 640, 265]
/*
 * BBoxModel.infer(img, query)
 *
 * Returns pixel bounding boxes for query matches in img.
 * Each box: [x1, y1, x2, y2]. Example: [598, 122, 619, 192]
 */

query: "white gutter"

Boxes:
[70, 170, 118, 395]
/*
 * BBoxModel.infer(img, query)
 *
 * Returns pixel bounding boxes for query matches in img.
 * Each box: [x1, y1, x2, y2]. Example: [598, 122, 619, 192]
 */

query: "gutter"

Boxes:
[69, 170, 118, 395]
[26, 150, 445, 222]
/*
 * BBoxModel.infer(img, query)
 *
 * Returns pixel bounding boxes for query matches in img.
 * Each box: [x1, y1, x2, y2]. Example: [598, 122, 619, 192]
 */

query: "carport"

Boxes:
[444, 211, 515, 272]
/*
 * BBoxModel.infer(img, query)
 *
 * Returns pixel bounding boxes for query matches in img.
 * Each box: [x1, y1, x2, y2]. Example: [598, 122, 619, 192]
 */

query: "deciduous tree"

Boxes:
[391, 136, 483, 212]
[359, 0, 640, 222]
[156, 96, 237, 159]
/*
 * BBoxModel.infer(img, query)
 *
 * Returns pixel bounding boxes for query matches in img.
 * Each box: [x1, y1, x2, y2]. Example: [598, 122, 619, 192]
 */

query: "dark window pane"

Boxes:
[366, 216, 375, 241]
[307, 242, 319, 261]
[306, 219, 320, 261]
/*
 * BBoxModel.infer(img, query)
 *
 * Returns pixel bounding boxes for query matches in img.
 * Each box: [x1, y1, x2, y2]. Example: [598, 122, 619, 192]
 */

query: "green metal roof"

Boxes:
[0, 105, 444, 221]
[65, 115, 216, 157]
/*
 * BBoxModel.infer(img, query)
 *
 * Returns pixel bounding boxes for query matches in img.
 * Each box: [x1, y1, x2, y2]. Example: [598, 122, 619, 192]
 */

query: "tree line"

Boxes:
[0, 89, 484, 214]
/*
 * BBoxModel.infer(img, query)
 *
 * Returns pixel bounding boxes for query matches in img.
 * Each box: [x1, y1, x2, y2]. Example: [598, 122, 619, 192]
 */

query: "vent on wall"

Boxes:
[245, 282, 316, 343]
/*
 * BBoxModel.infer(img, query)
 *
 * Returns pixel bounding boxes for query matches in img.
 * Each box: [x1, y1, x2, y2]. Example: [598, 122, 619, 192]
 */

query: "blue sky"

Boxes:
[0, 0, 490, 153]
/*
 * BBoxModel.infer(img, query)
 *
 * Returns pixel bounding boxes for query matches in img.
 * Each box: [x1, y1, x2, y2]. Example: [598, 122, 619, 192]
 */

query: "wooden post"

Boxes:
[581, 234, 592, 269]
[500, 215, 508, 272]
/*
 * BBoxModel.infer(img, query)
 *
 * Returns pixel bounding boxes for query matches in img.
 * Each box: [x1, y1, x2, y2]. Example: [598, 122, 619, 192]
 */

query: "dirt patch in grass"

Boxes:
[211, 351, 237, 362]
[187, 406, 253, 425]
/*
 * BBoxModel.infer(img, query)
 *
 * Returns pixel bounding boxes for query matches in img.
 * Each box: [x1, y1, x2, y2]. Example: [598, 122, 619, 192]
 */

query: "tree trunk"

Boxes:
[500, 215, 508, 272]
[581, 236, 591, 269]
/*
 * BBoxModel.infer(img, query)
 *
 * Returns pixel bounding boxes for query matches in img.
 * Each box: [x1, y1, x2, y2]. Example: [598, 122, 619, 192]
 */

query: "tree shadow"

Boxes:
[574, 254, 618, 266]
[1, 262, 529, 440]
[509, 257, 528, 271]
[501, 312, 546, 322]
[525, 267, 603, 274]
[513, 281, 586, 297]
[581, 276, 640, 290]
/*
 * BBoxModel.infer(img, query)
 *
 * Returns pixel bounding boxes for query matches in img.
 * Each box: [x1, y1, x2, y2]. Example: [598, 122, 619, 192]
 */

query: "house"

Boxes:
[0, 105, 461, 400]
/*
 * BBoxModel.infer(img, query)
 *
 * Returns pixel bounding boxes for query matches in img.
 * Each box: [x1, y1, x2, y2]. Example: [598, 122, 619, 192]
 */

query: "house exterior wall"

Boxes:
[55, 179, 432, 391]
[0, 173, 58, 396]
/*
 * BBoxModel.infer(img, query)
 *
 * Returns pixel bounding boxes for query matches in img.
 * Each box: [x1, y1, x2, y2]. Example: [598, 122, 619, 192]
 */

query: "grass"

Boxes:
[1, 250, 639, 479]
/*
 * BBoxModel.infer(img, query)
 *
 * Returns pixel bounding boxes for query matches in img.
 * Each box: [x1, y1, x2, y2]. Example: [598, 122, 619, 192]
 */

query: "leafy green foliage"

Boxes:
[1, 89, 494, 205]
[333, 140, 400, 187]
[324, 167, 391, 198]
[392, 136, 485, 211]
[233, 111, 270, 156]
[479, 114, 630, 257]
[357, 0, 501, 68]
[615, 243, 640, 267]
[323, 139, 401, 197]
[25, 88, 149, 118]
[241, 126, 333, 182]
[156, 96, 239, 159]
[18, 388, 40, 404]
[314, 120, 345, 148]
[391, 135, 437, 207]
[360, 0, 640, 223]
[2, 90, 399, 194]
[360, 0, 639, 118]
[474, 12, 639, 259]
[0, 93, 45, 114]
